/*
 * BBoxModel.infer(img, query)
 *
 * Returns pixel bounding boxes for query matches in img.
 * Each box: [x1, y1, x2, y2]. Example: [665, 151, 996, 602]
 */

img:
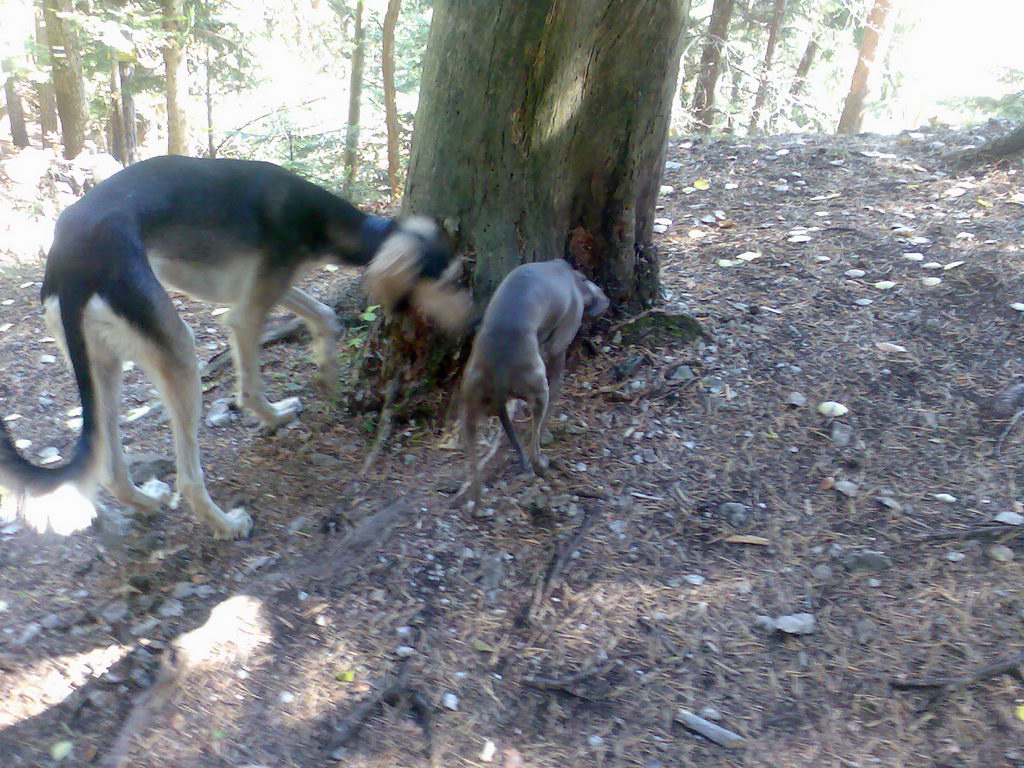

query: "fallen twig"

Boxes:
[995, 405, 1024, 459]
[522, 657, 618, 701]
[360, 376, 400, 476]
[676, 709, 747, 749]
[525, 505, 603, 622]
[891, 650, 1024, 712]
[909, 523, 1024, 542]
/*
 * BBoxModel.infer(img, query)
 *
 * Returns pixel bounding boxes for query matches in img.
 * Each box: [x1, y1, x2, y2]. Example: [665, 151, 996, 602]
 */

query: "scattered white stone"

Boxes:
[395, 645, 417, 658]
[684, 573, 705, 586]
[140, 477, 173, 506]
[817, 401, 849, 418]
[659, 185, 674, 195]
[785, 392, 807, 407]
[736, 251, 761, 261]
[845, 269, 866, 278]
[653, 224, 668, 234]
[834, 480, 859, 498]
[875, 342, 907, 353]
[206, 398, 233, 428]
[922, 261, 943, 269]
[654, 217, 672, 227]
[278, 690, 295, 705]
[1010, 303, 1024, 312]
[587, 735, 605, 748]
[902, 252, 924, 261]
[442, 692, 459, 711]
[854, 298, 874, 306]
[943, 261, 964, 270]
[932, 493, 957, 503]
[38, 354, 57, 364]
[987, 544, 1015, 563]
[946, 552, 966, 562]
[157, 598, 184, 618]
[921, 277, 942, 287]
[787, 234, 811, 243]
[872, 280, 896, 290]
[774, 612, 816, 635]
[994, 511, 1024, 526]
[211, 307, 230, 316]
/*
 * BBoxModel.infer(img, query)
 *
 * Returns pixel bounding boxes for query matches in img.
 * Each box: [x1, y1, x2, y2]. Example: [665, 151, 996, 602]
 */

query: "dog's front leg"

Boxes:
[224, 307, 302, 429]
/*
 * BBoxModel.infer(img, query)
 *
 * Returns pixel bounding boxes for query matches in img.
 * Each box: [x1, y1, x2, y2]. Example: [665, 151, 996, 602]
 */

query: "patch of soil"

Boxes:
[1, 122, 1024, 768]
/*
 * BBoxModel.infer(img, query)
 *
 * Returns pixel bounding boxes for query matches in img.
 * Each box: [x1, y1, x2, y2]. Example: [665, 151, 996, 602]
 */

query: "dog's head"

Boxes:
[576, 272, 610, 317]
[363, 216, 473, 333]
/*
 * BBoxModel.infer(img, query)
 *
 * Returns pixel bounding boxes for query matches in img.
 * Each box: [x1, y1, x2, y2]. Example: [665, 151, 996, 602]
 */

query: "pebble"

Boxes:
[718, 502, 749, 526]
[100, 600, 129, 624]
[774, 612, 816, 635]
[480, 740, 497, 762]
[442, 692, 459, 711]
[834, 480, 858, 498]
[752, 615, 777, 632]
[608, 519, 628, 535]
[587, 735, 605, 748]
[205, 398, 233, 428]
[131, 617, 161, 636]
[785, 392, 807, 407]
[945, 552, 966, 562]
[395, 645, 417, 658]
[843, 550, 893, 573]
[157, 598, 184, 618]
[171, 582, 194, 599]
[811, 564, 833, 580]
[684, 573, 705, 586]
[994, 511, 1024, 526]
[15, 622, 41, 646]
[830, 422, 853, 448]
[699, 706, 722, 721]
[40, 612, 66, 630]
[987, 544, 1014, 563]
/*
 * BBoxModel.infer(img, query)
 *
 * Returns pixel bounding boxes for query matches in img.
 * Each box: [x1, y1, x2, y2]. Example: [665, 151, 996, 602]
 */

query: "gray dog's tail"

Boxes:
[363, 216, 473, 333]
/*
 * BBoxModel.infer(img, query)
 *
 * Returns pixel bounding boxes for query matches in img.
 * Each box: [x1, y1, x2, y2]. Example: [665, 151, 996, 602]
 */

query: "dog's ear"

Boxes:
[582, 279, 610, 317]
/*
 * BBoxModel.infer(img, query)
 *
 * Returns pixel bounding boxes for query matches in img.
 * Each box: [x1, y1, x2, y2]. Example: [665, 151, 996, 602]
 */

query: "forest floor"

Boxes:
[1, 122, 1023, 768]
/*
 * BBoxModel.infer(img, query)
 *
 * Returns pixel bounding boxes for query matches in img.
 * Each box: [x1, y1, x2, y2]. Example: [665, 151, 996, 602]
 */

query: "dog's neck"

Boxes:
[357, 215, 396, 263]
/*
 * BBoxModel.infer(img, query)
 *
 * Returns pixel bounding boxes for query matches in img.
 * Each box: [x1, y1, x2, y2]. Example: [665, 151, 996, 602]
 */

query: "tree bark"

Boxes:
[382, 0, 402, 200]
[343, 0, 365, 194]
[836, 0, 894, 135]
[204, 46, 216, 158]
[747, 0, 786, 134]
[43, 0, 88, 159]
[33, 4, 60, 143]
[788, 36, 818, 98]
[406, 0, 685, 307]
[108, 57, 126, 163]
[162, 0, 190, 155]
[118, 59, 138, 164]
[947, 123, 1024, 167]
[690, 0, 735, 133]
[2, 59, 30, 148]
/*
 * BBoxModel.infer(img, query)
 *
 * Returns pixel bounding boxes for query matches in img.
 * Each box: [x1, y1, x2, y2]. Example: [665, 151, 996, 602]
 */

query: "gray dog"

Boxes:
[461, 259, 609, 509]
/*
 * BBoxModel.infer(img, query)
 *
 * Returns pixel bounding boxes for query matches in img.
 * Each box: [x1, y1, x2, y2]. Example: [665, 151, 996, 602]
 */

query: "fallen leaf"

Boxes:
[693, 178, 710, 190]
[50, 741, 73, 761]
[473, 639, 496, 653]
[875, 342, 907, 353]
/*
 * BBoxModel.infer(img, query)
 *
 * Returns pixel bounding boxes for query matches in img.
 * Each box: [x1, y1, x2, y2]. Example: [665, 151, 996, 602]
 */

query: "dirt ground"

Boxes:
[1, 123, 1023, 768]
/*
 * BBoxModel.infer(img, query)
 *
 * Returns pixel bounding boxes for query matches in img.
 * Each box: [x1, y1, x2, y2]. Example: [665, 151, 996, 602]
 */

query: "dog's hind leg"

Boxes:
[224, 288, 301, 429]
[497, 402, 531, 475]
[526, 379, 551, 476]
[137, 314, 252, 539]
[277, 287, 341, 391]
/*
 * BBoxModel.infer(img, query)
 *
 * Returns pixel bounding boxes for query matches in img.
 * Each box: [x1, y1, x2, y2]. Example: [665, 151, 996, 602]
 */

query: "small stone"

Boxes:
[670, 365, 696, 382]
[587, 735, 605, 748]
[752, 615, 777, 632]
[442, 692, 459, 711]
[867, 578, 881, 587]
[987, 544, 1015, 563]
[718, 501, 749, 526]
[131, 617, 161, 636]
[205, 398, 233, 428]
[945, 551, 965, 562]
[811, 564, 833, 580]
[278, 690, 295, 705]
[932, 493, 957, 503]
[608, 519, 628, 535]
[834, 480, 859, 498]
[15, 622, 42, 646]
[699, 706, 722, 721]
[994, 511, 1024, 526]
[774, 612, 816, 635]
[100, 601, 129, 624]
[288, 515, 310, 534]
[853, 618, 878, 644]
[40, 612, 68, 630]
[843, 550, 893, 573]
[830, 422, 853, 448]
[480, 740, 497, 762]
[157, 598, 184, 618]
[683, 573, 705, 586]
[785, 391, 807, 407]
[310, 452, 343, 468]
[171, 582, 194, 599]
[395, 645, 417, 658]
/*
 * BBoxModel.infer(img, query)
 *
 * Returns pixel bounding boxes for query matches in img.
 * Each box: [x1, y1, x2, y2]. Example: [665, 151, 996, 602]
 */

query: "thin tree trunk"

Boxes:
[691, 0, 735, 133]
[108, 57, 125, 163]
[382, 0, 402, 200]
[836, 0, 894, 135]
[162, 0, 190, 155]
[33, 4, 59, 143]
[674, 0, 695, 114]
[118, 60, 138, 164]
[205, 46, 216, 158]
[2, 59, 30, 148]
[43, 0, 88, 159]
[343, 0, 365, 194]
[747, 0, 786, 134]
[789, 37, 818, 97]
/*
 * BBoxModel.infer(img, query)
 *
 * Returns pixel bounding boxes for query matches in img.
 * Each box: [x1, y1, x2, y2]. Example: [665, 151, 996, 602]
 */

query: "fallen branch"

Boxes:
[522, 657, 618, 702]
[524, 505, 603, 623]
[892, 651, 1024, 712]
[360, 376, 400, 476]
[676, 709, 747, 749]
[909, 523, 1024, 542]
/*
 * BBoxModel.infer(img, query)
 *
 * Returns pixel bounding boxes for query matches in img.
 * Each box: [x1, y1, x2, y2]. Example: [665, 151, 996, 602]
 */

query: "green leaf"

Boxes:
[50, 741, 73, 761]
[473, 638, 496, 653]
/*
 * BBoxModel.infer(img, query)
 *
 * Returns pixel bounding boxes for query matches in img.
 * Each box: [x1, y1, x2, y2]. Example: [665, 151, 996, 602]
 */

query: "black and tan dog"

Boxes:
[0, 155, 469, 538]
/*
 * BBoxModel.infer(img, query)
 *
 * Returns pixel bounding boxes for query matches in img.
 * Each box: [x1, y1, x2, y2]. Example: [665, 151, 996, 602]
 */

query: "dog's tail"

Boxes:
[0, 291, 100, 532]
[363, 215, 473, 334]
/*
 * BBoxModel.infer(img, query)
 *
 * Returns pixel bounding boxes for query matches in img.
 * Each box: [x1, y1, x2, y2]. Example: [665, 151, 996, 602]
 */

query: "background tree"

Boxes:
[2, 58, 31, 147]
[43, 0, 88, 158]
[747, 0, 787, 134]
[691, 0, 735, 133]
[33, 3, 60, 143]
[381, 0, 402, 199]
[340, 0, 364, 194]
[837, 0, 894, 134]
[162, 0, 189, 154]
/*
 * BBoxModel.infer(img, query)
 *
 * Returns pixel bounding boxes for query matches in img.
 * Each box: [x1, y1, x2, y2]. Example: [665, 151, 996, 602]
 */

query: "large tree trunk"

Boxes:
[789, 36, 818, 98]
[747, 0, 786, 134]
[43, 0, 88, 159]
[343, 0, 365, 194]
[382, 0, 402, 200]
[690, 0, 735, 133]
[406, 0, 684, 307]
[836, 0, 894, 135]
[162, 0, 190, 155]
[33, 4, 60, 143]
[2, 59, 30, 148]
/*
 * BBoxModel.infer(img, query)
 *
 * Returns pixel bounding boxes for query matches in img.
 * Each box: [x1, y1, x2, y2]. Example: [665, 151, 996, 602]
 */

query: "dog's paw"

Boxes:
[218, 507, 253, 540]
[530, 454, 550, 477]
